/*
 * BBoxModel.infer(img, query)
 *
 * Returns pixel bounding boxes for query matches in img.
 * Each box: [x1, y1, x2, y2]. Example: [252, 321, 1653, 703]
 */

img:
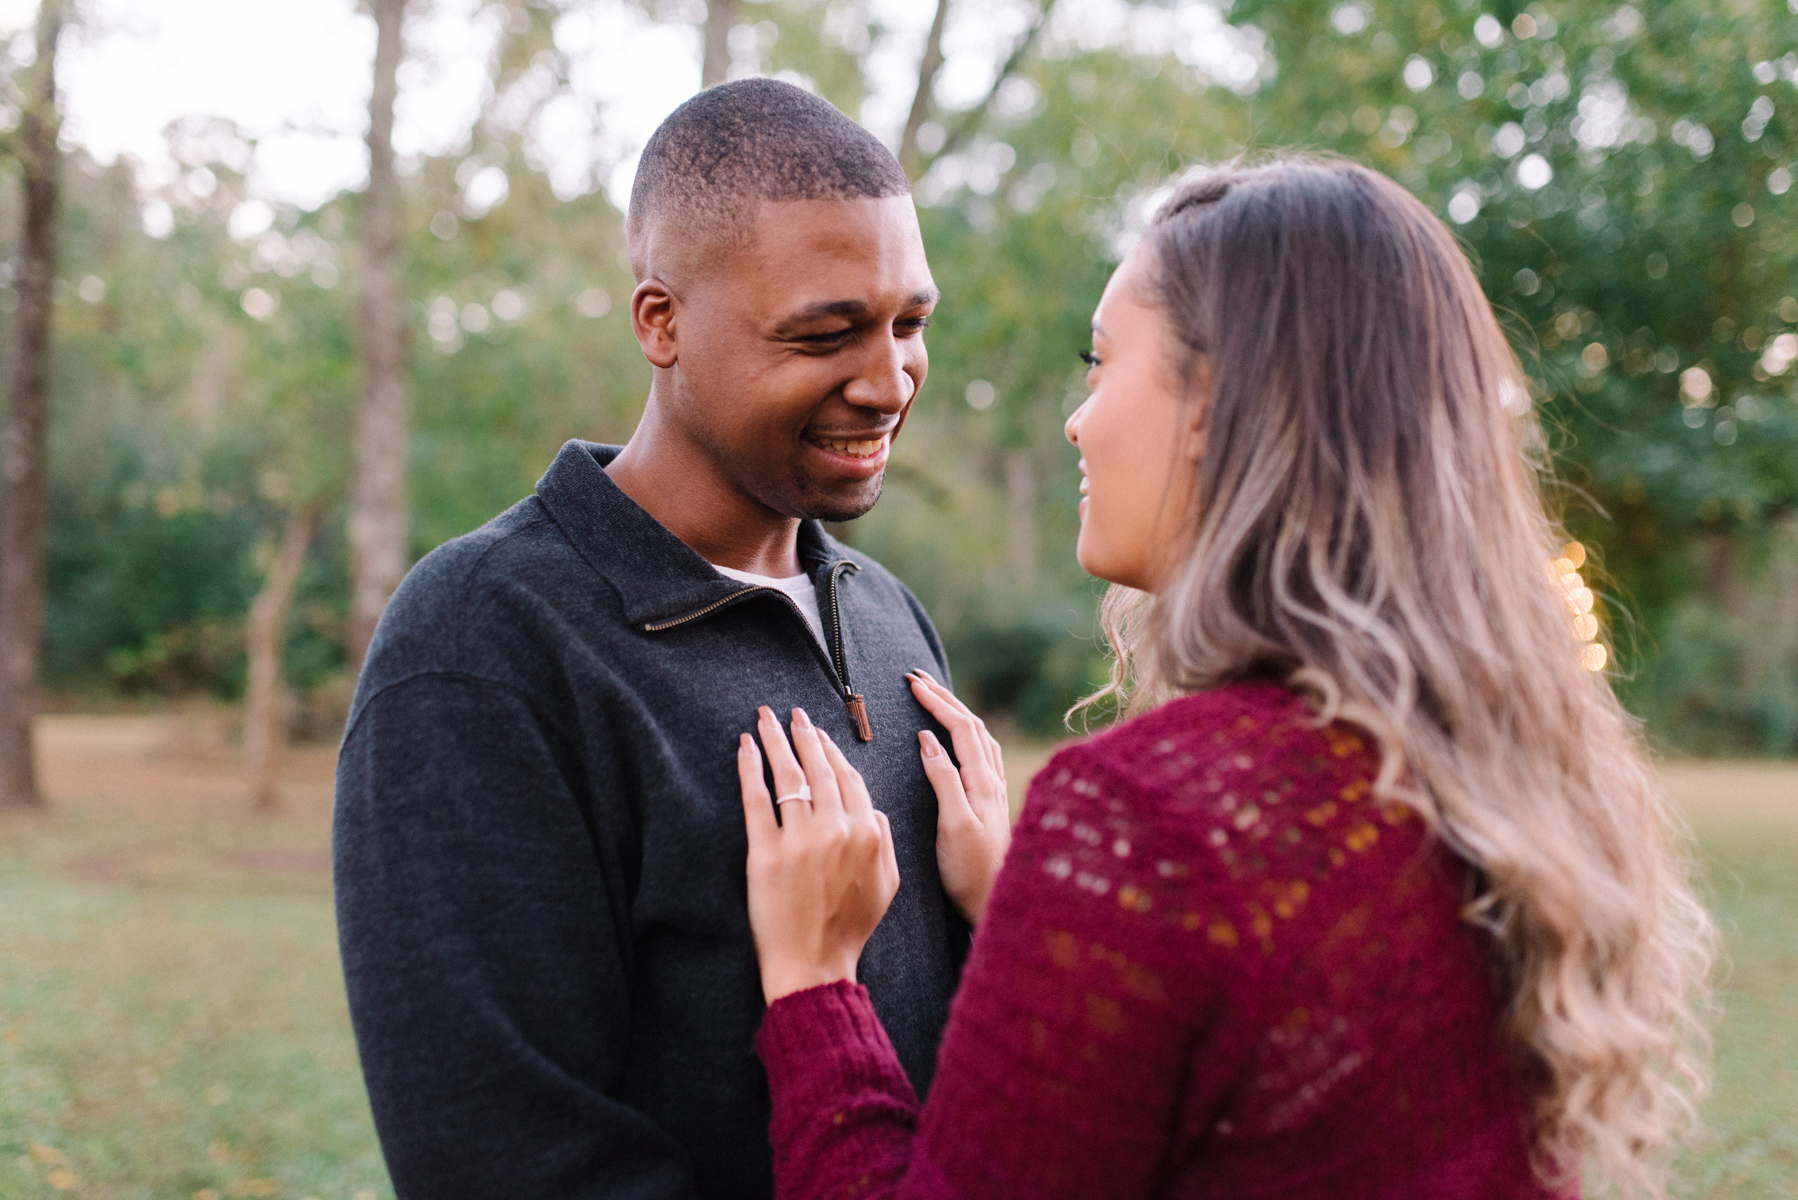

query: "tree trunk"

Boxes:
[244, 508, 312, 813]
[1697, 531, 1750, 620]
[348, 0, 412, 672]
[0, 0, 65, 811]
[702, 0, 740, 88]
[897, 0, 952, 179]
[1697, 530, 1756, 696]
[1003, 448, 1038, 584]
[913, 0, 1061, 176]
[1773, 514, 1798, 661]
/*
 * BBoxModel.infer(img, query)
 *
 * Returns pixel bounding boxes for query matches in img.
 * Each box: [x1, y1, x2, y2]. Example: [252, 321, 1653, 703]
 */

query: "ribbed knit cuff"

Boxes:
[756, 979, 914, 1106]
[756, 981, 921, 1200]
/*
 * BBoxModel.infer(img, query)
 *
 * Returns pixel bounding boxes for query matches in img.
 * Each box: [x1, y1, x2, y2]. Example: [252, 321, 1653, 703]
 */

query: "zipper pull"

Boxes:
[846, 694, 873, 742]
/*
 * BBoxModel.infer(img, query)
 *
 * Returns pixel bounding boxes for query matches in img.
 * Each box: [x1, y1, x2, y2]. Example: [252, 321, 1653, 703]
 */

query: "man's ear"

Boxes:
[632, 278, 679, 369]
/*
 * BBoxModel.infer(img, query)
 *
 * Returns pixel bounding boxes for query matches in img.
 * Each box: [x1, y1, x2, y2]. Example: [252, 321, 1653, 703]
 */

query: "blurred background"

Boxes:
[0, 0, 1793, 1197]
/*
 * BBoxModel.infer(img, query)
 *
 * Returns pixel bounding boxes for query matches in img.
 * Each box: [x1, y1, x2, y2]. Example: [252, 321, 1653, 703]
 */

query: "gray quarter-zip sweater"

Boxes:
[334, 441, 970, 1200]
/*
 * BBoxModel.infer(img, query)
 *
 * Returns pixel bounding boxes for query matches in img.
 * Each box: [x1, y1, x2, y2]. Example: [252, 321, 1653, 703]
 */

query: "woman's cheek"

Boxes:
[1075, 494, 1127, 586]
[1074, 493, 1107, 576]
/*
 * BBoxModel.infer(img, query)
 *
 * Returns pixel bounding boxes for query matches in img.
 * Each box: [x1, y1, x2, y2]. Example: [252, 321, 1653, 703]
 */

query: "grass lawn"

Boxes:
[0, 715, 1792, 1199]
[0, 715, 386, 1200]
[1660, 763, 1798, 1199]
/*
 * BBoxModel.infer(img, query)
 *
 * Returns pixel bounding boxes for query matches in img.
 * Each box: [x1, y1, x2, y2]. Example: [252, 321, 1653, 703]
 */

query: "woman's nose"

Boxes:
[1064, 398, 1089, 446]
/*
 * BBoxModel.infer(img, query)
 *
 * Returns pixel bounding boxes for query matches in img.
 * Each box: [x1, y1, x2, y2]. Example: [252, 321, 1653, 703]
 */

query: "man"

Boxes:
[334, 79, 966, 1199]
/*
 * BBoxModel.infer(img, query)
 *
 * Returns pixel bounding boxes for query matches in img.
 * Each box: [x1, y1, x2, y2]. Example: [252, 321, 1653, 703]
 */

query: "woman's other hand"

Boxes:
[739, 706, 900, 1005]
[907, 670, 1012, 926]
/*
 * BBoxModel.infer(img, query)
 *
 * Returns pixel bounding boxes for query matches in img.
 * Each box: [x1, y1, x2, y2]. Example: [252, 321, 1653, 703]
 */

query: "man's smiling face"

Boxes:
[653, 195, 937, 523]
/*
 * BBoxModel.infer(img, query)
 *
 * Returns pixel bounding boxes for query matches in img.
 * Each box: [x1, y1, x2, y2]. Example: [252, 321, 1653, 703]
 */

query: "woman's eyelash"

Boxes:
[1079, 350, 1100, 367]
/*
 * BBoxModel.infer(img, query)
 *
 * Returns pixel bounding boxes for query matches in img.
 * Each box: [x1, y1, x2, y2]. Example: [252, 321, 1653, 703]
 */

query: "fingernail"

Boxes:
[917, 669, 938, 684]
[740, 732, 751, 748]
[818, 728, 835, 745]
[920, 730, 942, 758]
[758, 705, 775, 722]
[791, 707, 812, 729]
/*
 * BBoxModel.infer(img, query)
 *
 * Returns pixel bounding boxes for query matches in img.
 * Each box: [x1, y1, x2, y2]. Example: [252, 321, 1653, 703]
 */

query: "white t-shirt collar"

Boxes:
[711, 564, 827, 649]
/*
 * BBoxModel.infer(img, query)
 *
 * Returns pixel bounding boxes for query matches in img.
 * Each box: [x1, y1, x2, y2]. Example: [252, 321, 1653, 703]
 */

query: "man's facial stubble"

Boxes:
[648, 197, 934, 526]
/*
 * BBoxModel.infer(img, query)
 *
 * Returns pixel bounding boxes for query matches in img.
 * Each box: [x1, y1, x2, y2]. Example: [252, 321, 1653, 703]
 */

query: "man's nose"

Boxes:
[842, 333, 917, 413]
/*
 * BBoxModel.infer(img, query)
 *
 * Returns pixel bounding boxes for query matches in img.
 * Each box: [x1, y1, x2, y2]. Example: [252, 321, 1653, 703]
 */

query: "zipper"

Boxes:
[826, 561, 872, 741]
[642, 560, 872, 741]
[640, 589, 764, 634]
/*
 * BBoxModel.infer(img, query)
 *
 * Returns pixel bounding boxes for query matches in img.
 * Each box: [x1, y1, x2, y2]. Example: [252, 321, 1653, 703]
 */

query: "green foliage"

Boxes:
[860, 0, 1798, 742]
[16, 0, 1798, 750]
[1626, 521, 1798, 756]
[405, 151, 648, 549]
[33, 115, 646, 710]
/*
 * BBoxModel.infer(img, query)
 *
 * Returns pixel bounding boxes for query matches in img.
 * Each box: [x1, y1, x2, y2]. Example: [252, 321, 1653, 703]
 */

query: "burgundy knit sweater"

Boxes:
[755, 681, 1565, 1199]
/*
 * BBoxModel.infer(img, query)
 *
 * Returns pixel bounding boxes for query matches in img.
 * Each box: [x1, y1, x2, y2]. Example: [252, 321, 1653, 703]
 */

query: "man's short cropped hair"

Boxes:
[627, 78, 911, 276]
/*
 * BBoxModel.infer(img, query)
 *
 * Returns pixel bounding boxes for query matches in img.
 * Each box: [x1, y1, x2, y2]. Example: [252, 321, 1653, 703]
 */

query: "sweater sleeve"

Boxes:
[756, 740, 1223, 1200]
[334, 672, 698, 1200]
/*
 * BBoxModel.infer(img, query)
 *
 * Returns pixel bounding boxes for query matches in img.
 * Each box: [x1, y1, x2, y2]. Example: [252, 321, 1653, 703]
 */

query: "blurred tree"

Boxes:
[848, 0, 1798, 740]
[898, 0, 952, 177]
[44, 124, 284, 709]
[348, 0, 412, 670]
[13, 0, 1794, 756]
[0, 0, 67, 809]
[403, 0, 648, 547]
[244, 507, 311, 810]
[905, 0, 1064, 176]
[232, 204, 359, 808]
[705, 0, 742, 86]
[1226, 0, 1798, 749]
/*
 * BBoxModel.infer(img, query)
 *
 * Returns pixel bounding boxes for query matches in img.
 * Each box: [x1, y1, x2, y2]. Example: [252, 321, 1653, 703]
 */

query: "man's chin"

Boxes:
[801, 474, 884, 524]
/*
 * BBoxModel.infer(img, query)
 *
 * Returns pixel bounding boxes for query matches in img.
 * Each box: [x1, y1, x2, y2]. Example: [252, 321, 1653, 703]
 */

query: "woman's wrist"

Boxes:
[760, 954, 859, 1006]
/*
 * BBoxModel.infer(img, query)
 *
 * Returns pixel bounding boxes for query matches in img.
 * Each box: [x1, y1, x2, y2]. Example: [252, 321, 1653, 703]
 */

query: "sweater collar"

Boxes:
[534, 440, 849, 629]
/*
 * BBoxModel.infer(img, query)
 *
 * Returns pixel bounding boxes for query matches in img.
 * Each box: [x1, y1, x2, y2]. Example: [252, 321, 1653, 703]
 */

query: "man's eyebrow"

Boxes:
[771, 289, 941, 335]
[771, 299, 868, 335]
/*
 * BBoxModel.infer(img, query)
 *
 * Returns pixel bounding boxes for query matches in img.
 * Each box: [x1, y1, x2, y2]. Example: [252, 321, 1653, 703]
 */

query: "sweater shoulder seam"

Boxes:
[342, 668, 578, 751]
[442, 511, 561, 659]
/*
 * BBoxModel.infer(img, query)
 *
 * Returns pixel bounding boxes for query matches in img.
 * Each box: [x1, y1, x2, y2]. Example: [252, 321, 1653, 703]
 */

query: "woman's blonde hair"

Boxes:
[1083, 157, 1714, 1196]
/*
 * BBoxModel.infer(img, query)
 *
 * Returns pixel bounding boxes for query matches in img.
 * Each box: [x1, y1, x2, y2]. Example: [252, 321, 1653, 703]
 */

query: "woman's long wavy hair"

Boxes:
[1082, 157, 1714, 1197]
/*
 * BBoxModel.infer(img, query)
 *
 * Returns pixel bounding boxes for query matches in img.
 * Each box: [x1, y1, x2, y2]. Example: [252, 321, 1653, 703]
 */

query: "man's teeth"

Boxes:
[816, 437, 884, 458]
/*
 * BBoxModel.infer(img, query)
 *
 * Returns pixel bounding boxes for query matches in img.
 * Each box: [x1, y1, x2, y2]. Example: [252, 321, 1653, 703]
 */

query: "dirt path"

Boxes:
[21, 714, 1798, 833]
[1656, 761, 1798, 827]
[999, 735, 1796, 828]
[36, 712, 337, 819]
[0, 714, 340, 890]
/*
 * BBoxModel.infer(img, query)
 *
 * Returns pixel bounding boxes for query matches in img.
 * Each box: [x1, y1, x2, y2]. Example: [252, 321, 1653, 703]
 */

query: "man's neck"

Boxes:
[605, 408, 804, 577]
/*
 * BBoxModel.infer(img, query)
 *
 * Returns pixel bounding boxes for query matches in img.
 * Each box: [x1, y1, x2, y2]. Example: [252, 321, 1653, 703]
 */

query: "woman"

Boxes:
[735, 158, 1713, 1199]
